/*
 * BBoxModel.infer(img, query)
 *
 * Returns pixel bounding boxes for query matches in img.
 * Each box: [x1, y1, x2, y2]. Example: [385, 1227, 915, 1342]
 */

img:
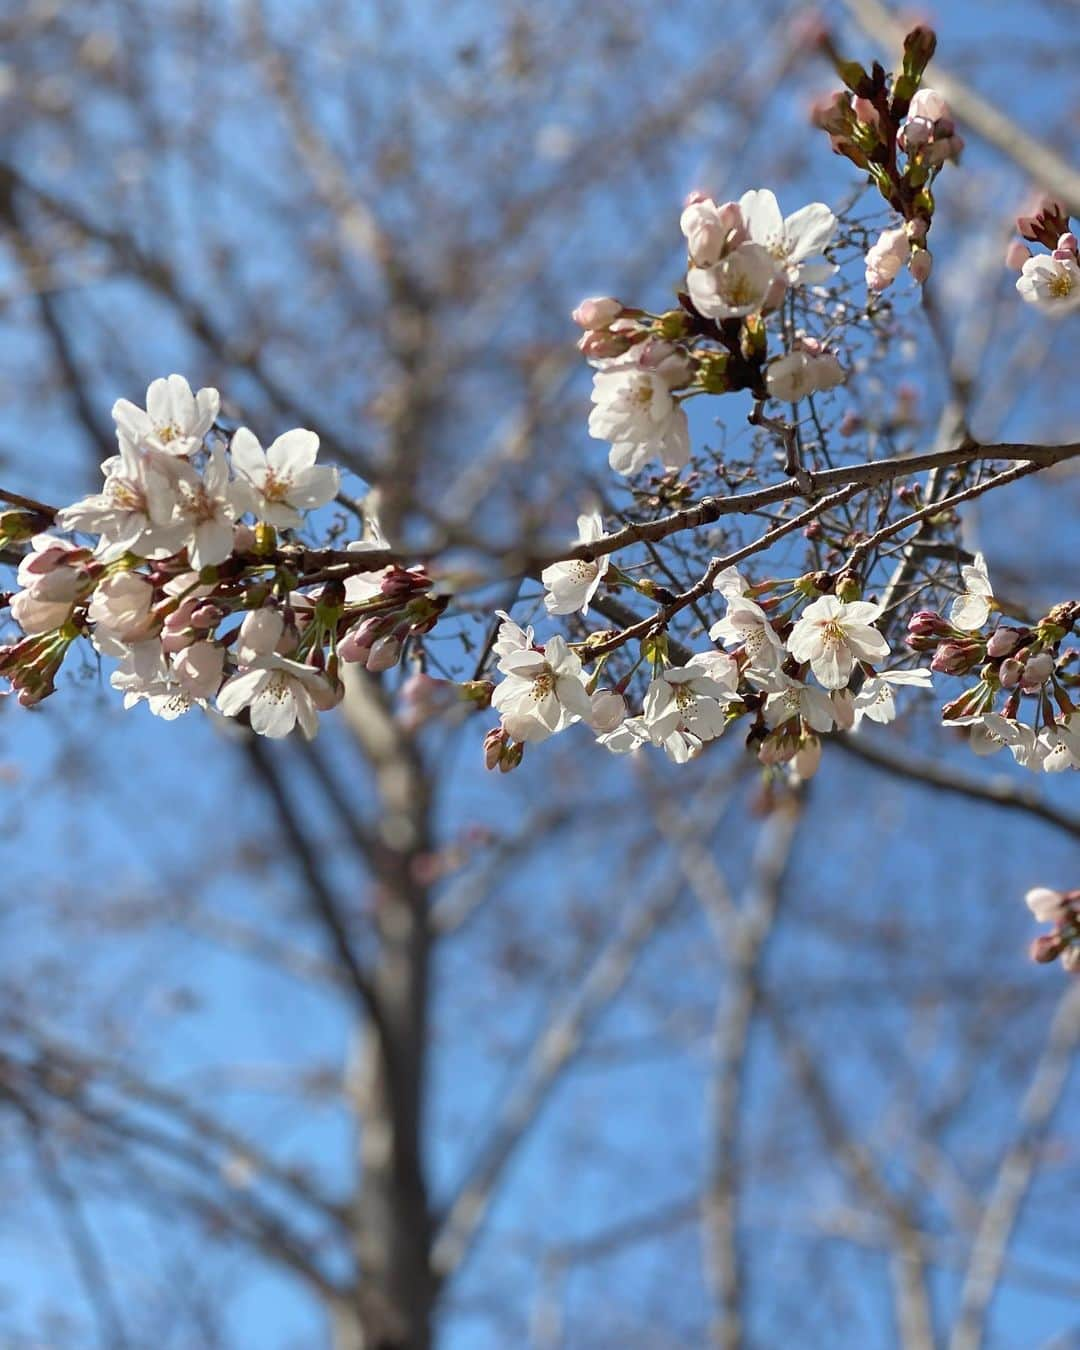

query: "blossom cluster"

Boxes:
[1007, 196, 1080, 316]
[905, 554, 1080, 771]
[1025, 887, 1080, 973]
[0, 376, 447, 737]
[484, 548, 932, 775]
[577, 186, 843, 478]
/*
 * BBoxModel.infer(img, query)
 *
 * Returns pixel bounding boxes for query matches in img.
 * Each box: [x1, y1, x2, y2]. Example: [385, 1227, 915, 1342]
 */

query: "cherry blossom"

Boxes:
[57, 437, 185, 562]
[596, 715, 651, 755]
[87, 572, 157, 654]
[541, 511, 609, 615]
[588, 364, 690, 476]
[112, 374, 219, 457]
[1015, 253, 1080, 314]
[852, 667, 933, 727]
[738, 188, 837, 285]
[949, 553, 993, 631]
[786, 595, 890, 689]
[9, 536, 91, 634]
[491, 636, 591, 743]
[217, 609, 336, 739]
[686, 242, 779, 320]
[679, 197, 746, 267]
[765, 343, 845, 403]
[642, 662, 733, 751]
[1026, 887, 1068, 924]
[865, 226, 910, 292]
[171, 447, 239, 569]
[753, 671, 836, 733]
[228, 427, 339, 529]
[709, 594, 785, 673]
[492, 611, 535, 661]
[172, 640, 225, 701]
[111, 640, 200, 720]
[588, 689, 628, 733]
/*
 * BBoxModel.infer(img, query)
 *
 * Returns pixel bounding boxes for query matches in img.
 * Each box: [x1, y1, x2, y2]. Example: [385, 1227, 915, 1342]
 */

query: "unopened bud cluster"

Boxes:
[1025, 887, 1080, 972]
[905, 554, 1080, 770]
[810, 26, 957, 293]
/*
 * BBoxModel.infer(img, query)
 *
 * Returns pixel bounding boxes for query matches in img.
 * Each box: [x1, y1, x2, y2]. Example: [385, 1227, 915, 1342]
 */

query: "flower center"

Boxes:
[820, 619, 847, 648]
[530, 671, 555, 702]
[262, 471, 293, 503]
[156, 422, 181, 444]
[674, 684, 696, 711]
[180, 482, 220, 524]
[1049, 270, 1074, 299]
[108, 479, 144, 512]
[724, 270, 756, 306]
[265, 670, 293, 704]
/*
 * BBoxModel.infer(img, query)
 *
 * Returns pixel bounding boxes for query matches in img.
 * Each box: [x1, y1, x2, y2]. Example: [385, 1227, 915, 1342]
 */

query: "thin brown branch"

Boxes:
[834, 734, 1080, 840]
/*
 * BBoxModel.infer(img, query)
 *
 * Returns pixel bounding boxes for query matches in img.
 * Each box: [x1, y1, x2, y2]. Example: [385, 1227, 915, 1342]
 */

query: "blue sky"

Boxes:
[1, 1, 1079, 1346]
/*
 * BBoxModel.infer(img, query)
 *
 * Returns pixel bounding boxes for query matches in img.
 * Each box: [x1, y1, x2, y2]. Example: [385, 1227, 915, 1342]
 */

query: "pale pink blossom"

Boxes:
[217, 609, 335, 739]
[57, 437, 185, 561]
[228, 427, 339, 529]
[491, 636, 591, 743]
[679, 198, 746, 267]
[686, 242, 780, 320]
[738, 188, 837, 285]
[112, 374, 219, 457]
[949, 553, 993, 631]
[1016, 253, 1080, 314]
[865, 226, 910, 292]
[786, 595, 890, 689]
[541, 511, 609, 615]
[588, 363, 690, 476]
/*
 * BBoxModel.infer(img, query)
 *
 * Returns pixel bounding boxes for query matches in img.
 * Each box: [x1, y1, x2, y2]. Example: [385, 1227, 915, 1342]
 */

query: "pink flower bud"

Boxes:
[1026, 886, 1067, 924]
[986, 627, 1021, 658]
[173, 641, 225, 700]
[160, 628, 195, 655]
[232, 523, 257, 553]
[190, 603, 224, 629]
[793, 736, 822, 781]
[577, 329, 632, 360]
[588, 689, 627, 734]
[852, 96, 879, 128]
[337, 618, 378, 663]
[1058, 232, 1079, 256]
[365, 635, 401, 672]
[999, 657, 1023, 688]
[898, 118, 931, 151]
[907, 88, 949, 122]
[572, 297, 623, 330]
[831, 688, 856, 732]
[484, 725, 512, 771]
[908, 249, 932, 284]
[930, 640, 983, 676]
[1005, 240, 1032, 270]
[1030, 933, 1064, 964]
[865, 226, 910, 292]
[1020, 651, 1055, 690]
[907, 610, 950, 638]
[809, 90, 850, 136]
[922, 135, 963, 167]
